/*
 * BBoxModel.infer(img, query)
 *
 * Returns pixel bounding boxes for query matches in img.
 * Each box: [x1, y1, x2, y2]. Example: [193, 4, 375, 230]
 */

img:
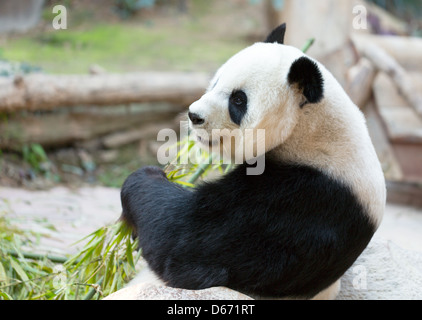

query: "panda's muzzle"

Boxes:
[188, 112, 205, 126]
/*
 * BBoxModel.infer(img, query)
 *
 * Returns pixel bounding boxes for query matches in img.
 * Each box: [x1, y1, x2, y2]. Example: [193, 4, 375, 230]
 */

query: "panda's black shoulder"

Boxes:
[194, 156, 376, 241]
[196, 157, 360, 212]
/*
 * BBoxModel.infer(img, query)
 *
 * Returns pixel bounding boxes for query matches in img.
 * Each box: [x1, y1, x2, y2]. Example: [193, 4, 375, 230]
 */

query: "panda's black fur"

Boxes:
[121, 155, 376, 299]
[120, 24, 379, 299]
[288, 57, 324, 106]
[228, 90, 248, 125]
[265, 23, 287, 45]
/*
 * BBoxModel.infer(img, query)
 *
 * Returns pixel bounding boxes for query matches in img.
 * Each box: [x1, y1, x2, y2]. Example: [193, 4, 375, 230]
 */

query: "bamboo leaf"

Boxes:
[8, 257, 29, 283]
[70, 226, 106, 248]
[0, 261, 7, 283]
[109, 271, 119, 295]
[70, 242, 100, 271]
[125, 237, 135, 270]
[103, 250, 115, 289]
[173, 180, 195, 188]
[0, 291, 13, 300]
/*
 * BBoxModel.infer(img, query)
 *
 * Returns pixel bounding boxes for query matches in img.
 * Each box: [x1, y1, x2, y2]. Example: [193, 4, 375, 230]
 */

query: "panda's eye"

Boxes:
[229, 90, 248, 125]
[231, 91, 247, 106]
[234, 96, 244, 106]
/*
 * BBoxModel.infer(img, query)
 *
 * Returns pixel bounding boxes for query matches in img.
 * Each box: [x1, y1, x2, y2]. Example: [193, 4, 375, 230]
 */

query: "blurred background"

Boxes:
[0, 0, 422, 300]
[0, 0, 421, 191]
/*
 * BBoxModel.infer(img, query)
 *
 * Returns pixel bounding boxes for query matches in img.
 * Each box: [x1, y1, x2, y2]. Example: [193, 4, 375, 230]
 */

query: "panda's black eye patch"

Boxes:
[229, 90, 248, 125]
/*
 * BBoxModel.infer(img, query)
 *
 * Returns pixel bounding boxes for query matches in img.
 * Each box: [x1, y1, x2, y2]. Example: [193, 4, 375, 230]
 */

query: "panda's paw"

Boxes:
[122, 166, 167, 193]
[138, 166, 167, 178]
[129, 166, 167, 182]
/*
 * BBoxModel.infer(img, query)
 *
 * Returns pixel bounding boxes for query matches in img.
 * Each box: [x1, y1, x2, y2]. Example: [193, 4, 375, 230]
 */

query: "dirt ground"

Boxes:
[0, 186, 121, 255]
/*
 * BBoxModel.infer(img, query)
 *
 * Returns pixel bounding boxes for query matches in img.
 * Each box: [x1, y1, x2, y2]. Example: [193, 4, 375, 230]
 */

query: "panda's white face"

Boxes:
[188, 43, 310, 161]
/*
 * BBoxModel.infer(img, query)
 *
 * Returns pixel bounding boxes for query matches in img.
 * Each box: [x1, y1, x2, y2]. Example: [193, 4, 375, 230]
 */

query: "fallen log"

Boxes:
[0, 105, 182, 150]
[354, 40, 422, 119]
[0, 72, 210, 112]
[373, 72, 422, 144]
[363, 100, 403, 181]
[101, 121, 179, 149]
[346, 57, 376, 108]
[351, 34, 422, 72]
[373, 72, 422, 182]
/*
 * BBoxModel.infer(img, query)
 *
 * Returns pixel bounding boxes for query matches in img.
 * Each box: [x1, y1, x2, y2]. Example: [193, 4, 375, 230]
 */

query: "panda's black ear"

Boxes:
[288, 56, 324, 106]
[264, 23, 286, 44]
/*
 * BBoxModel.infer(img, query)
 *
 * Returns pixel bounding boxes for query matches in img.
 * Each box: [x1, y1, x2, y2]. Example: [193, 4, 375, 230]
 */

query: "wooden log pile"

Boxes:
[0, 72, 210, 151]
[0, 71, 210, 188]
[0, 72, 210, 112]
[342, 34, 422, 206]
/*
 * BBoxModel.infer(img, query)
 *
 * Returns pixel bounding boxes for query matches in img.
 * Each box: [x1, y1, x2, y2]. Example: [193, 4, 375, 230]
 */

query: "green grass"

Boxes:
[2, 22, 246, 74]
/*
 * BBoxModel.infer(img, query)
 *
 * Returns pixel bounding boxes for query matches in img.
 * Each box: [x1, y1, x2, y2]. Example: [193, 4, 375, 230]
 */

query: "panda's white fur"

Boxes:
[121, 24, 386, 300]
[189, 42, 385, 227]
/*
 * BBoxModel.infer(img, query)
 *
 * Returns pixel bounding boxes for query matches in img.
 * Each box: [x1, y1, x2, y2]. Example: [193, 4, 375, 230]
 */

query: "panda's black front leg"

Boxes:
[120, 166, 230, 289]
[120, 166, 190, 237]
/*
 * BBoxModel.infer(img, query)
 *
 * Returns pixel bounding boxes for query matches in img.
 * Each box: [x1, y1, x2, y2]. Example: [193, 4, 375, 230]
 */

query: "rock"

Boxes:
[103, 283, 253, 300]
[337, 235, 422, 300]
[105, 235, 422, 300]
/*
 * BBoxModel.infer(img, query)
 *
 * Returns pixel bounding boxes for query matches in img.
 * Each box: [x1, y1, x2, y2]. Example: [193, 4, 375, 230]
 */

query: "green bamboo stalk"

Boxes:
[187, 155, 213, 185]
[5, 249, 70, 264]
[302, 38, 315, 53]
[83, 276, 104, 300]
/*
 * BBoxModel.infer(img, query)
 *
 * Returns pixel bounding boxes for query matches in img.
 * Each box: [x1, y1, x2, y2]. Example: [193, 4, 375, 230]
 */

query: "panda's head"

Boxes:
[188, 24, 324, 160]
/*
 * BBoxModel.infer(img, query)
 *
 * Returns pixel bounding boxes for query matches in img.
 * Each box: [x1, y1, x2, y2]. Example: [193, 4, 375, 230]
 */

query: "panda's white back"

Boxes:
[272, 51, 386, 227]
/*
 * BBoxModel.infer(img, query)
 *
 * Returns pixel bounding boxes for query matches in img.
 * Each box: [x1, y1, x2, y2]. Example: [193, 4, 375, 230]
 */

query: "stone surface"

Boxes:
[105, 235, 422, 300]
[337, 235, 422, 300]
[103, 283, 253, 301]
[376, 203, 422, 252]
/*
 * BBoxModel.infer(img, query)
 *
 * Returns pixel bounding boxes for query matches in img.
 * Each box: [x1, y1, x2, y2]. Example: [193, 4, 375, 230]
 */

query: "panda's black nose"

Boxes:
[188, 112, 205, 125]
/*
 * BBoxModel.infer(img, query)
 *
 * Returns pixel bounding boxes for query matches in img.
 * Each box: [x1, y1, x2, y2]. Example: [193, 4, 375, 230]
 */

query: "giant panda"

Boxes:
[120, 24, 386, 300]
